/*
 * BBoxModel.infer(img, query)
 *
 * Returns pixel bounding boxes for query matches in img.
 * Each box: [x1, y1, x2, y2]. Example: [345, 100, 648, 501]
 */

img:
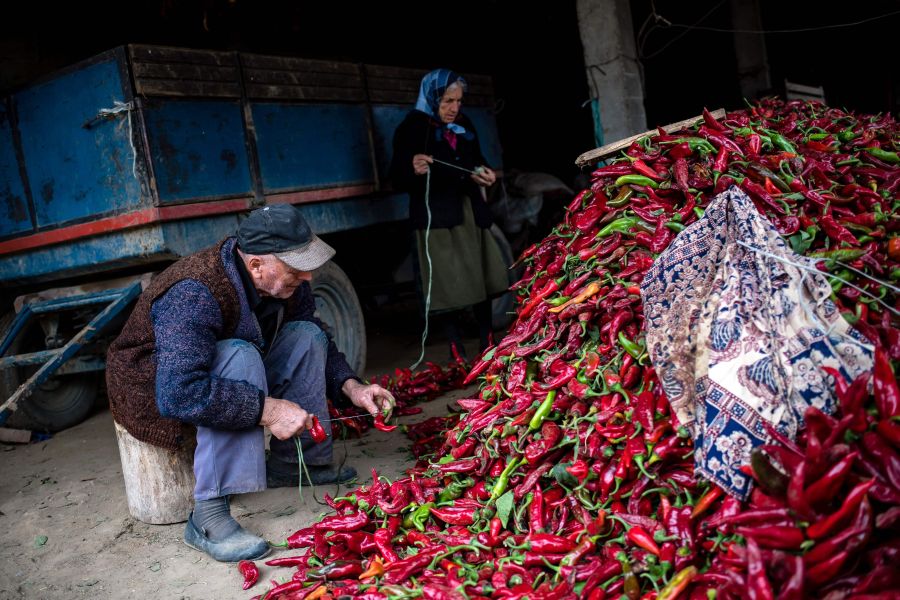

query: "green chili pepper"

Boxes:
[438, 477, 474, 503]
[665, 221, 686, 233]
[529, 390, 557, 431]
[865, 147, 900, 164]
[411, 502, 434, 531]
[838, 129, 857, 143]
[667, 137, 716, 155]
[807, 132, 830, 141]
[808, 248, 866, 269]
[615, 174, 659, 189]
[763, 129, 797, 154]
[596, 216, 639, 238]
[607, 186, 634, 207]
[618, 332, 644, 359]
[829, 268, 852, 293]
[490, 457, 522, 502]
[546, 296, 570, 307]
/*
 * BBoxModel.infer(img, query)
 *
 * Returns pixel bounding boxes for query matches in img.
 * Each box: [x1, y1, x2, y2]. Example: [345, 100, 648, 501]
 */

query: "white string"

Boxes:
[430, 157, 477, 174]
[834, 260, 900, 294]
[410, 168, 435, 370]
[97, 100, 137, 179]
[736, 240, 900, 317]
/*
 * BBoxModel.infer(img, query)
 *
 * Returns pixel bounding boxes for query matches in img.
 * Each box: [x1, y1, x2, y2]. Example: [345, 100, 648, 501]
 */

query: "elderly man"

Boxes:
[106, 204, 394, 562]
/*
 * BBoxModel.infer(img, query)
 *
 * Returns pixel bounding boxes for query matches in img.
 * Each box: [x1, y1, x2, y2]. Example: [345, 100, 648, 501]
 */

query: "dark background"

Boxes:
[2, 1, 897, 187]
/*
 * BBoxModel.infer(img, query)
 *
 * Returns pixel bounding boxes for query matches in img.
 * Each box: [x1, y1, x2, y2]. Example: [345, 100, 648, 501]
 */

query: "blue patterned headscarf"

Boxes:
[415, 68, 469, 135]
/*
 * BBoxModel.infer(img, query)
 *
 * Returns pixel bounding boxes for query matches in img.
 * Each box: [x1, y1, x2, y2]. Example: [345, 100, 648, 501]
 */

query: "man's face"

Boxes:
[438, 85, 463, 124]
[249, 255, 313, 299]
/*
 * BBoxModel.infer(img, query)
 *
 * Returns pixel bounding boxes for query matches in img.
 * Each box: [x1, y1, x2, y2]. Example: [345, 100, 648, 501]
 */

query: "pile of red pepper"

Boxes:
[327, 358, 470, 439]
[244, 98, 898, 599]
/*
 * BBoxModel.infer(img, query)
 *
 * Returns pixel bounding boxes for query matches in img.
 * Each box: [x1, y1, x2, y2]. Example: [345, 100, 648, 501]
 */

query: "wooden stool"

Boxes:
[113, 421, 195, 524]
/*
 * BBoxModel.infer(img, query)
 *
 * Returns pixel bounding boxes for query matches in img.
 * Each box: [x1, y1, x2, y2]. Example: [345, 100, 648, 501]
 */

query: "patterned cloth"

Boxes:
[641, 187, 873, 499]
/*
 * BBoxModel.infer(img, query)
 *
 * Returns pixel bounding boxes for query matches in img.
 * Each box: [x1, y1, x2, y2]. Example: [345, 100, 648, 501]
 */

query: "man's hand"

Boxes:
[342, 379, 396, 419]
[260, 396, 314, 440]
[412, 154, 433, 176]
[472, 166, 496, 187]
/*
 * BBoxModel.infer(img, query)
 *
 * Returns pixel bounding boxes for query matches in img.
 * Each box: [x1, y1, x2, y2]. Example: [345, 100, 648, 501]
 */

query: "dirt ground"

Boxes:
[0, 306, 486, 600]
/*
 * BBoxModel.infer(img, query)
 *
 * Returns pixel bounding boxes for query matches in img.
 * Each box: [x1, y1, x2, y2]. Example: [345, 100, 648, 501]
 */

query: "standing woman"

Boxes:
[390, 68, 509, 358]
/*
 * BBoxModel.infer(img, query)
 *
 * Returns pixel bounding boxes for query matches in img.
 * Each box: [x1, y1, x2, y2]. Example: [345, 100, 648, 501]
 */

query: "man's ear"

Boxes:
[245, 255, 264, 274]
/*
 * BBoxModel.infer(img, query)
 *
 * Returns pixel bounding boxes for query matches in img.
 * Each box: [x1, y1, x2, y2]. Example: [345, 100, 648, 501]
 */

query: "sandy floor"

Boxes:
[0, 309, 485, 600]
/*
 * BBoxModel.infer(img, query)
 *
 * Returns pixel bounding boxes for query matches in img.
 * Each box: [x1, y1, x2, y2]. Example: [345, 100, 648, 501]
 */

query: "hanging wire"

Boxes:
[736, 240, 900, 318]
[670, 8, 900, 34]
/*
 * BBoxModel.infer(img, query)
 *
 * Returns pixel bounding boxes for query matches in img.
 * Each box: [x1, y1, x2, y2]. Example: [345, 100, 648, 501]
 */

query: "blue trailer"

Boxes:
[0, 44, 505, 432]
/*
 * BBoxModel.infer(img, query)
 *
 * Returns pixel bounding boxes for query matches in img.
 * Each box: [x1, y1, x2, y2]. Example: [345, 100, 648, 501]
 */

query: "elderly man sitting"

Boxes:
[106, 204, 394, 562]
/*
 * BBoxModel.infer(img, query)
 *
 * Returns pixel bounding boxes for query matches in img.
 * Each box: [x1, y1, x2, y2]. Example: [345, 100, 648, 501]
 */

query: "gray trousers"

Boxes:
[193, 321, 333, 501]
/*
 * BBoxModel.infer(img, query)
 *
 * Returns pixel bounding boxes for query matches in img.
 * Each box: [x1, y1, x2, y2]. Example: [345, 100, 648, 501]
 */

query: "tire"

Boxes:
[489, 225, 521, 331]
[0, 311, 99, 432]
[311, 262, 367, 375]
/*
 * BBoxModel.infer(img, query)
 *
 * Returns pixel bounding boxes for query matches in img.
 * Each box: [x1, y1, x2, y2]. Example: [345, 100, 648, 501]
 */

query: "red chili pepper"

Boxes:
[282, 526, 316, 549]
[383, 546, 442, 584]
[314, 510, 369, 532]
[820, 213, 859, 245]
[430, 504, 477, 526]
[237, 560, 259, 590]
[625, 526, 660, 556]
[373, 528, 399, 564]
[309, 415, 327, 443]
[806, 479, 875, 539]
[373, 413, 398, 432]
[803, 497, 872, 567]
[690, 485, 724, 519]
[736, 524, 805, 550]
[566, 459, 589, 481]
[633, 159, 663, 181]
[744, 537, 775, 600]
[807, 550, 849, 587]
[861, 431, 900, 492]
[804, 451, 858, 505]
[874, 348, 900, 418]
[265, 554, 314, 567]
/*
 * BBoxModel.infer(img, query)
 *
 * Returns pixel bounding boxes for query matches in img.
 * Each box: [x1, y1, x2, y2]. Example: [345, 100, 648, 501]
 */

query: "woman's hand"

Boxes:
[412, 154, 433, 175]
[472, 166, 496, 187]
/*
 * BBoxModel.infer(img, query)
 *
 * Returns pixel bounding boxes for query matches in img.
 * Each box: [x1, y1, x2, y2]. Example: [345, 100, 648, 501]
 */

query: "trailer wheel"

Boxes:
[489, 225, 520, 331]
[311, 262, 367, 376]
[0, 311, 99, 432]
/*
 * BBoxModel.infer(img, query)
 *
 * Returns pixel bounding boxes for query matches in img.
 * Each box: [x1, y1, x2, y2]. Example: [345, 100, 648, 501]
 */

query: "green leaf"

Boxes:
[34, 535, 47, 547]
[787, 230, 813, 255]
[481, 347, 496, 362]
[551, 463, 578, 488]
[496, 491, 514, 529]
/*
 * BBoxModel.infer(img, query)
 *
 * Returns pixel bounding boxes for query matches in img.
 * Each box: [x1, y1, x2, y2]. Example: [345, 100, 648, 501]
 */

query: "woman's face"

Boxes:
[438, 84, 463, 124]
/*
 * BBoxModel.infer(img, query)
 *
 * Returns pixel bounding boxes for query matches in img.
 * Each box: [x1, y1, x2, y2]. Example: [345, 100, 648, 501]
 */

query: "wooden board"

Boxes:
[114, 421, 195, 525]
[0, 428, 31, 443]
[575, 108, 726, 167]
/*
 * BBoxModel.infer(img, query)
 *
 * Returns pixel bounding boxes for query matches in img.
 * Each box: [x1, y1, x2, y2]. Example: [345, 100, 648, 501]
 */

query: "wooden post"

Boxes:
[113, 421, 195, 525]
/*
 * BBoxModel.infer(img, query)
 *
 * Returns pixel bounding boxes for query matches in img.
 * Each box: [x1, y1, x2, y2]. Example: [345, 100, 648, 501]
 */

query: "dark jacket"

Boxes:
[106, 237, 356, 450]
[390, 110, 494, 230]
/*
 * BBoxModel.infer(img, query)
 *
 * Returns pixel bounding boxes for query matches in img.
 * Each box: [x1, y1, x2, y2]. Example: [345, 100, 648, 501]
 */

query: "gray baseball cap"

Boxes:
[237, 204, 335, 271]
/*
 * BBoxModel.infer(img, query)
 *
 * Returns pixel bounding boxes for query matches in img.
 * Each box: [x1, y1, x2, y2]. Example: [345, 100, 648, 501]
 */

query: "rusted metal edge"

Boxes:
[575, 108, 726, 168]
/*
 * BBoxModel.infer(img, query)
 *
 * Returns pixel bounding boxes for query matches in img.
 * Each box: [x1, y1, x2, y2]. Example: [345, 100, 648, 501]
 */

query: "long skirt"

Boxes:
[415, 196, 509, 313]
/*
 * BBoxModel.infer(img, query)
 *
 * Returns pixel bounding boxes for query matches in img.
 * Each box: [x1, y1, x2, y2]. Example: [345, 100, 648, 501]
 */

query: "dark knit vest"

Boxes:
[106, 240, 240, 450]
